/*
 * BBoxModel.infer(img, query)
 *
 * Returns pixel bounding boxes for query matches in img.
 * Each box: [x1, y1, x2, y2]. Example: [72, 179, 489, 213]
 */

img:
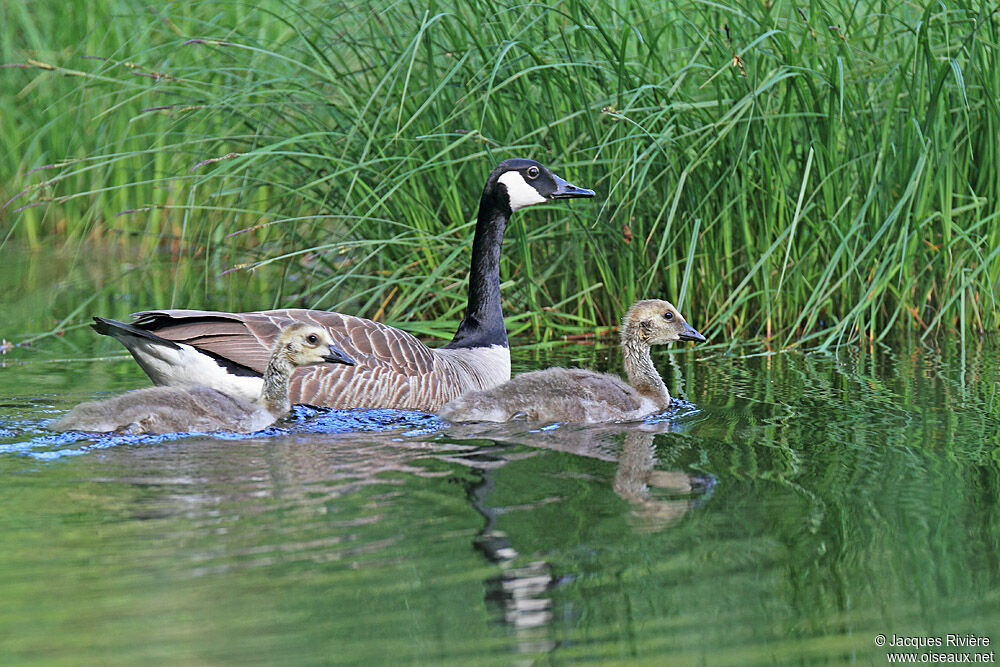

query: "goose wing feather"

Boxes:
[131, 309, 461, 409]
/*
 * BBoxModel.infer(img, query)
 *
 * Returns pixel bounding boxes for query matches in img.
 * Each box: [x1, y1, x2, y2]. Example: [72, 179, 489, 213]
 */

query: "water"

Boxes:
[1, 245, 998, 664]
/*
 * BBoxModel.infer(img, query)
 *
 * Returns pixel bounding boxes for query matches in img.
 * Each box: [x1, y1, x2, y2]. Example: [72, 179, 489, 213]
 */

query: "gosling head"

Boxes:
[487, 158, 595, 213]
[623, 300, 707, 346]
[274, 323, 355, 367]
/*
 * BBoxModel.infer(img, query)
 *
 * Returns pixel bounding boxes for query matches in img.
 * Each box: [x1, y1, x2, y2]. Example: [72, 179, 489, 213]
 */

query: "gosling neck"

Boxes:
[259, 350, 295, 416]
[446, 185, 510, 350]
[621, 325, 670, 410]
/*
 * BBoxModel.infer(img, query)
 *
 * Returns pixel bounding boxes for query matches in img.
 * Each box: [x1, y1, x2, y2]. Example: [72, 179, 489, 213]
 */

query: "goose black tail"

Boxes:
[91, 317, 182, 350]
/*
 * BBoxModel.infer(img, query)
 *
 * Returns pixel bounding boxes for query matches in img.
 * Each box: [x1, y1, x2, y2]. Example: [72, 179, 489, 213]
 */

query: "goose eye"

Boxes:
[307, 334, 319, 345]
[663, 311, 674, 321]
[526, 165, 539, 179]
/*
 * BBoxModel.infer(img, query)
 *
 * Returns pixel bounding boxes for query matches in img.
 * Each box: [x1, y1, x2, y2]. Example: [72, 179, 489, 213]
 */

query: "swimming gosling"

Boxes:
[438, 300, 705, 424]
[50, 323, 354, 434]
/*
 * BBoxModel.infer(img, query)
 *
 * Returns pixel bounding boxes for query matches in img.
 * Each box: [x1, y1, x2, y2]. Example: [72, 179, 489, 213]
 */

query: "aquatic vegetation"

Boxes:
[2, 0, 997, 349]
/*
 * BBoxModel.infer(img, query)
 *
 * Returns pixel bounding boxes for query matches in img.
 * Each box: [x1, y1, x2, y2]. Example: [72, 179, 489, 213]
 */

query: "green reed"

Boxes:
[2, 0, 997, 347]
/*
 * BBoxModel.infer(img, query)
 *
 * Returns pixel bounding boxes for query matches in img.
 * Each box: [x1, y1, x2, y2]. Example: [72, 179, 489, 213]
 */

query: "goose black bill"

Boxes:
[551, 175, 596, 200]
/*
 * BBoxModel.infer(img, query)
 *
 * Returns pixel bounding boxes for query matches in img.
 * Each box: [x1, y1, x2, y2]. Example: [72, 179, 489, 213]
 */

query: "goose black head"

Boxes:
[488, 158, 595, 212]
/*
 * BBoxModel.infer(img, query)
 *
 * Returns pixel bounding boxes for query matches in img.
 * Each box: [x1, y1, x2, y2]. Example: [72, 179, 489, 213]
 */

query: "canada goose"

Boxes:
[438, 299, 706, 424]
[93, 159, 594, 411]
[49, 323, 355, 434]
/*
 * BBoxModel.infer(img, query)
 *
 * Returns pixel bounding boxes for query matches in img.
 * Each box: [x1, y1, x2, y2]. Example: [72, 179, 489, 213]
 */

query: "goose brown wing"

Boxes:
[130, 308, 446, 408]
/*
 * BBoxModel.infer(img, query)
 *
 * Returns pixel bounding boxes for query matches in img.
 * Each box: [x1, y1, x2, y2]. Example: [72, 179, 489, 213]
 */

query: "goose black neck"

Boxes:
[446, 188, 510, 349]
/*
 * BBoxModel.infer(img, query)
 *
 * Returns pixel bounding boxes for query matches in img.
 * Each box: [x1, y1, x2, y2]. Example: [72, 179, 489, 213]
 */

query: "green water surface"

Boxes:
[0, 246, 997, 665]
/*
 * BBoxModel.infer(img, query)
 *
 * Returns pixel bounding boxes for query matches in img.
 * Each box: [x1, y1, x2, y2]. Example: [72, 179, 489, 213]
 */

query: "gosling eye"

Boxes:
[526, 165, 540, 179]
[306, 334, 319, 345]
[663, 311, 674, 321]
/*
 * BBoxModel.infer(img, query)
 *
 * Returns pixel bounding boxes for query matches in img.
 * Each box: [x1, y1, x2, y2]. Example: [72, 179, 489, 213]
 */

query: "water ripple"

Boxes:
[0, 405, 448, 461]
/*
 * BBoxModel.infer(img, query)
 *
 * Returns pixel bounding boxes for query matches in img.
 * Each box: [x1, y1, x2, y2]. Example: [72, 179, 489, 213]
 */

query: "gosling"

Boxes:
[438, 300, 705, 424]
[50, 323, 354, 434]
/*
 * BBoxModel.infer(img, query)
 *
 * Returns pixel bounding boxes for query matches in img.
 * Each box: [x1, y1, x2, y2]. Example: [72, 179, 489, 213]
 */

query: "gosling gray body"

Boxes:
[438, 300, 706, 424]
[91, 159, 594, 411]
[50, 323, 354, 435]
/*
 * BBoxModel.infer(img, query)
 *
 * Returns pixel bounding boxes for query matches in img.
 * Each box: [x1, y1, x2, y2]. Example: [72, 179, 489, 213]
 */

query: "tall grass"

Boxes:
[2, 0, 998, 348]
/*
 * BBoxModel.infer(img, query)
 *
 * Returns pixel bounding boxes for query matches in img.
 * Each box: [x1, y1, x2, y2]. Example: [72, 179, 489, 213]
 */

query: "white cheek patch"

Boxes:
[498, 171, 547, 211]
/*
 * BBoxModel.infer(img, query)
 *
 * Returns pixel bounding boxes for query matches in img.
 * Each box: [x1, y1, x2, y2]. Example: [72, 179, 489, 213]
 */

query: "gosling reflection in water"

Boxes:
[464, 422, 714, 643]
[613, 430, 715, 532]
[449, 417, 714, 532]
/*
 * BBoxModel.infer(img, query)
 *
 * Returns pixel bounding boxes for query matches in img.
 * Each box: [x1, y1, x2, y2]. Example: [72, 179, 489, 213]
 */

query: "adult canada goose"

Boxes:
[94, 159, 593, 411]
[50, 323, 354, 434]
[438, 299, 706, 424]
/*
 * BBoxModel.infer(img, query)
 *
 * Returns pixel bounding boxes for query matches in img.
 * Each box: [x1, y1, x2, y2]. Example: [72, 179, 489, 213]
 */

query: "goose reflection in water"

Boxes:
[448, 416, 715, 644]
[42, 406, 712, 652]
